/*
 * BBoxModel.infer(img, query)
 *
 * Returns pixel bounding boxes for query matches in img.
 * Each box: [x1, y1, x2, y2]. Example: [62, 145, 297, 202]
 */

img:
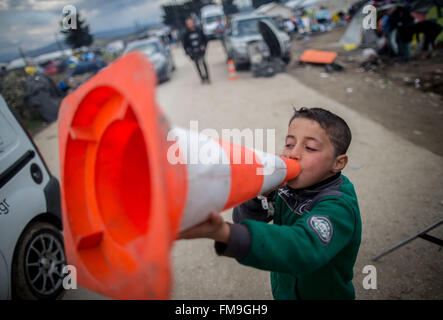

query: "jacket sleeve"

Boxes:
[215, 193, 275, 259]
[182, 32, 190, 55]
[232, 197, 274, 224]
[232, 190, 276, 223]
[218, 196, 356, 276]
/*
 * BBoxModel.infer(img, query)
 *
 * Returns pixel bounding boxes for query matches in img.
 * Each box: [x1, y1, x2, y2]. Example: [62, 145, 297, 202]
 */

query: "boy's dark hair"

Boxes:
[289, 107, 352, 156]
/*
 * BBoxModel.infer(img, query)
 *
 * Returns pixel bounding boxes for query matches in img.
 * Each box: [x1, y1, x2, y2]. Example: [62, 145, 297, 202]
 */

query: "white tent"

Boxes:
[33, 49, 72, 65]
[106, 40, 125, 53]
[7, 58, 29, 70]
[285, 0, 319, 10]
[339, 1, 378, 50]
[255, 2, 294, 19]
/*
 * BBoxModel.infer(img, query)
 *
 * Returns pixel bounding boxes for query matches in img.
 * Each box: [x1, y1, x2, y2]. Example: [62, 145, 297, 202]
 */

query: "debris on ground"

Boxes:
[300, 49, 338, 64]
[251, 57, 286, 78]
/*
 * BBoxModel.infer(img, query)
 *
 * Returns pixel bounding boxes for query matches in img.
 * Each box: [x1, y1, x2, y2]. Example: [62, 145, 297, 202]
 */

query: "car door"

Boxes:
[0, 96, 50, 296]
[0, 251, 8, 299]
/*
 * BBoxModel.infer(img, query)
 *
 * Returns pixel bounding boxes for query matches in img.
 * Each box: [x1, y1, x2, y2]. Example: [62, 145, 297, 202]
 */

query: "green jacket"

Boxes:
[215, 173, 362, 300]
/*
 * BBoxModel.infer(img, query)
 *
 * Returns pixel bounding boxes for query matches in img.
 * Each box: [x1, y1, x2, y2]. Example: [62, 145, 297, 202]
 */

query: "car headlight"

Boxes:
[233, 42, 248, 53]
[149, 57, 165, 71]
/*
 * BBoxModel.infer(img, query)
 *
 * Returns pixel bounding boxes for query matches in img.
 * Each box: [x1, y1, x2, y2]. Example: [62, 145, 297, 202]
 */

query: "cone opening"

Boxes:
[60, 55, 178, 296]
[95, 118, 151, 246]
[64, 85, 152, 252]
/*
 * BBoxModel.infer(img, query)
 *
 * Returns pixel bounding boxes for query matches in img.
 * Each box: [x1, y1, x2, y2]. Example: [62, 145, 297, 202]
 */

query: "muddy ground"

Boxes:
[287, 26, 443, 158]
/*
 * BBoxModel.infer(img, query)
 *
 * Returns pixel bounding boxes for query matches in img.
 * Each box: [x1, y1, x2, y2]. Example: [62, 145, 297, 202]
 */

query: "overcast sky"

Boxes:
[0, 0, 174, 61]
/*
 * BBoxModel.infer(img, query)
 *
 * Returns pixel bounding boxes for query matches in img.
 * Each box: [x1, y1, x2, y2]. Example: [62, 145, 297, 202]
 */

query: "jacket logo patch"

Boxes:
[308, 216, 333, 245]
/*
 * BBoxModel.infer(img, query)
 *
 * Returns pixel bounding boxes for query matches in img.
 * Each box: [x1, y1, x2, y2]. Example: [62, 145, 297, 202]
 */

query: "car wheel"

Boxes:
[282, 56, 291, 64]
[233, 58, 242, 70]
[12, 221, 66, 300]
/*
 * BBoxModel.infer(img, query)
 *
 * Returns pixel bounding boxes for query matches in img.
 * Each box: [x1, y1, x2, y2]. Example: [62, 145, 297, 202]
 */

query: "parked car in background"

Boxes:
[124, 37, 175, 83]
[201, 4, 226, 40]
[148, 26, 173, 45]
[224, 14, 291, 69]
[0, 95, 65, 300]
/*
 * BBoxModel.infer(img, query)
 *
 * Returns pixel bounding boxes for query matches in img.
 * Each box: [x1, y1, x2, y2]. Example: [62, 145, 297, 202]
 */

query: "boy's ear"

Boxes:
[332, 154, 348, 173]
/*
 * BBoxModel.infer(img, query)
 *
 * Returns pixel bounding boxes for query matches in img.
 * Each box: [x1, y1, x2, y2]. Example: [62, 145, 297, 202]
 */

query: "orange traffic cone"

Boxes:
[58, 52, 301, 300]
[228, 59, 238, 80]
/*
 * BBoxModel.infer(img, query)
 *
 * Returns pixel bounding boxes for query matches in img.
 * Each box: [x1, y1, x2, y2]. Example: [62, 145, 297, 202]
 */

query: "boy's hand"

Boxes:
[178, 211, 230, 243]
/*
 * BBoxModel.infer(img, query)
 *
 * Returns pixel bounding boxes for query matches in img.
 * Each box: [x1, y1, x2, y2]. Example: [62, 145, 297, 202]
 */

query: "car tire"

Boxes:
[282, 56, 291, 64]
[233, 58, 242, 70]
[11, 221, 66, 300]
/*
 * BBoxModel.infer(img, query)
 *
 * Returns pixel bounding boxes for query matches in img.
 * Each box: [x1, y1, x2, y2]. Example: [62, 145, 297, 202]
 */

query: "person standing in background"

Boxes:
[183, 17, 211, 84]
[214, 17, 228, 61]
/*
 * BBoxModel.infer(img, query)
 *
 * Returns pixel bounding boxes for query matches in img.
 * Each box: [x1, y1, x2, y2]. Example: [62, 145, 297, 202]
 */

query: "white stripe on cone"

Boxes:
[169, 127, 290, 231]
[253, 150, 287, 195]
[170, 127, 231, 231]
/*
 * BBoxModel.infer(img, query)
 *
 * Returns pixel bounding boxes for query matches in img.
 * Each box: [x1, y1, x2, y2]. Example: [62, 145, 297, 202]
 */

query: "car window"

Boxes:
[0, 107, 18, 158]
[127, 42, 160, 56]
[204, 15, 222, 24]
[233, 18, 274, 36]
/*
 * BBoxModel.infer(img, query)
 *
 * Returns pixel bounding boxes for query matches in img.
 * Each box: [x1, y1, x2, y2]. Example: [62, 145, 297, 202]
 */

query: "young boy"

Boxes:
[179, 107, 362, 300]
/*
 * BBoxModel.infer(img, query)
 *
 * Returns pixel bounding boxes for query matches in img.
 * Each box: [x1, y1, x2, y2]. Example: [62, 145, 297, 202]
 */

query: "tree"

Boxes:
[60, 13, 93, 49]
[222, 0, 239, 16]
[162, 0, 214, 29]
[252, 0, 273, 9]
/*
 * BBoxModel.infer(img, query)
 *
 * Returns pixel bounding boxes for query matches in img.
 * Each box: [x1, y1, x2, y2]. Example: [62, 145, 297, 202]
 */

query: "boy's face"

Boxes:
[283, 118, 347, 189]
[186, 19, 195, 29]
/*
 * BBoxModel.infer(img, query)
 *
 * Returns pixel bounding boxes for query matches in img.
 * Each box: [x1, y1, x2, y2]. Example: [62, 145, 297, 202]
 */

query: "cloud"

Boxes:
[0, 11, 60, 56]
[79, 0, 163, 31]
[0, 0, 73, 11]
[0, 0, 166, 60]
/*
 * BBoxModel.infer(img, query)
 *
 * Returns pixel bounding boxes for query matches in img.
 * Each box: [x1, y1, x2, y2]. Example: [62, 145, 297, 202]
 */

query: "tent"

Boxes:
[426, 5, 443, 43]
[254, 3, 294, 19]
[7, 58, 29, 71]
[410, 0, 443, 12]
[339, 1, 376, 50]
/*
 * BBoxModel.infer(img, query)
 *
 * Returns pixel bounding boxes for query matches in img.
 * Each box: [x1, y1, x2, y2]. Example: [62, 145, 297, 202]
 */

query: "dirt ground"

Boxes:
[287, 26, 443, 158]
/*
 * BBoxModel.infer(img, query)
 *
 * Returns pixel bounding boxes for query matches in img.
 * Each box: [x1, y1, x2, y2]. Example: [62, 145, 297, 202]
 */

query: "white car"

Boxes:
[201, 4, 225, 39]
[225, 14, 291, 69]
[124, 37, 175, 83]
[0, 95, 65, 299]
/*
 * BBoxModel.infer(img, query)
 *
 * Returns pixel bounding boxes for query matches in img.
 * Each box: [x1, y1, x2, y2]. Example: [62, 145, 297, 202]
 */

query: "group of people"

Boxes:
[281, 7, 347, 36]
[379, 6, 442, 60]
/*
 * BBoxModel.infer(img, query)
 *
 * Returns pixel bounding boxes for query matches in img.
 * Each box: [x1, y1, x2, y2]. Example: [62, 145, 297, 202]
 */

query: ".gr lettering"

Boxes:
[0, 198, 10, 215]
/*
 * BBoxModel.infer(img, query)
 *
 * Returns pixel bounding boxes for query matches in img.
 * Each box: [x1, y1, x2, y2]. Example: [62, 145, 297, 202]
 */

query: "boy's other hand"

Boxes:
[178, 211, 230, 243]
